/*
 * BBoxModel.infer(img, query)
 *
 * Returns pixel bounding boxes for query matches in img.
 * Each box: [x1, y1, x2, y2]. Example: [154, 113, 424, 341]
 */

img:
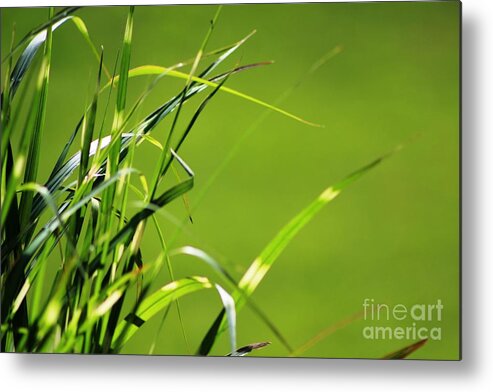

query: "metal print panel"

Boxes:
[0, 1, 461, 360]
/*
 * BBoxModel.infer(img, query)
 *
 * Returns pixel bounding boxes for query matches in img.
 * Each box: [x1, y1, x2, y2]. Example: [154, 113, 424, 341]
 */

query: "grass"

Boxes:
[1, 6, 424, 358]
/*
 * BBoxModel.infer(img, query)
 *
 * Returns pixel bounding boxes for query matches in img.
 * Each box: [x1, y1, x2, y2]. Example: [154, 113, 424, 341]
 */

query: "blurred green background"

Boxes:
[1, 1, 460, 359]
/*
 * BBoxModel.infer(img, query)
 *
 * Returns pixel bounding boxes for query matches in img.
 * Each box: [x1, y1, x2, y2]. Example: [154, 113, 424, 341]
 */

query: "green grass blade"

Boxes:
[185, 46, 342, 223]
[8, 14, 104, 99]
[107, 65, 320, 127]
[111, 276, 213, 350]
[1, 7, 55, 250]
[99, 6, 134, 265]
[2, 7, 80, 63]
[79, 49, 104, 185]
[198, 147, 400, 355]
[169, 246, 294, 353]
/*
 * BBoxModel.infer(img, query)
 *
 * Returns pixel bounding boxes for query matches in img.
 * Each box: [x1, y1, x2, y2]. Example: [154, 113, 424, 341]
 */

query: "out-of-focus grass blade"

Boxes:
[227, 341, 270, 357]
[289, 310, 362, 357]
[198, 147, 401, 355]
[184, 46, 342, 227]
[111, 276, 213, 350]
[382, 339, 428, 359]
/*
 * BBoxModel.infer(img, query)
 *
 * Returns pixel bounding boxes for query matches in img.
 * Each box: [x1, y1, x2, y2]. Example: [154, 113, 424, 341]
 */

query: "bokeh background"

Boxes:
[1, 1, 460, 359]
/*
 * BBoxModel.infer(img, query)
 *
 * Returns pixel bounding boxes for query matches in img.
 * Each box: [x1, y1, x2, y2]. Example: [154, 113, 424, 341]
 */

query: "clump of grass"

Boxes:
[1, 6, 422, 358]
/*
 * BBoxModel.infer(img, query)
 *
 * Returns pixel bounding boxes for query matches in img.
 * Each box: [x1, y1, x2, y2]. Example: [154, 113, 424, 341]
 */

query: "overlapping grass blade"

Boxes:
[1, 10, 56, 347]
[111, 276, 213, 350]
[2, 6, 80, 62]
[8, 12, 107, 99]
[0, 168, 138, 341]
[106, 64, 319, 127]
[169, 245, 293, 352]
[17, 6, 54, 235]
[97, 5, 135, 277]
[79, 50, 104, 185]
[25, 61, 268, 229]
[26, 29, 264, 224]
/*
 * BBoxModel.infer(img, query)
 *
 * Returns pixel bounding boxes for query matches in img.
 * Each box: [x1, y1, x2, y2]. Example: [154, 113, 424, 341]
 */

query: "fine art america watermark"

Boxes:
[362, 298, 443, 341]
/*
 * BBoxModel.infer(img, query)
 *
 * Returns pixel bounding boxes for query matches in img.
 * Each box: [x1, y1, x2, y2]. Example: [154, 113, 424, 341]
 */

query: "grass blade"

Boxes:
[2, 7, 80, 63]
[198, 147, 401, 355]
[107, 65, 320, 127]
[111, 276, 213, 350]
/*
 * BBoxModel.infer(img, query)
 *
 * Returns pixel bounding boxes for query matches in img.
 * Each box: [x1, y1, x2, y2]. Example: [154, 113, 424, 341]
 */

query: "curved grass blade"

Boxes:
[196, 46, 341, 208]
[23, 168, 138, 269]
[170, 246, 293, 353]
[111, 276, 213, 350]
[8, 14, 107, 99]
[85, 150, 193, 276]
[107, 65, 320, 127]
[198, 147, 401, 355]
[2, 7, 80, 63]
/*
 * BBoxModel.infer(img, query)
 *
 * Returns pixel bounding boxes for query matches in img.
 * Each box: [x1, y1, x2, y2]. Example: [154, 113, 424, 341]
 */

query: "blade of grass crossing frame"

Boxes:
[97, 6, 134, 284]
[198, 147, 401, 355]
